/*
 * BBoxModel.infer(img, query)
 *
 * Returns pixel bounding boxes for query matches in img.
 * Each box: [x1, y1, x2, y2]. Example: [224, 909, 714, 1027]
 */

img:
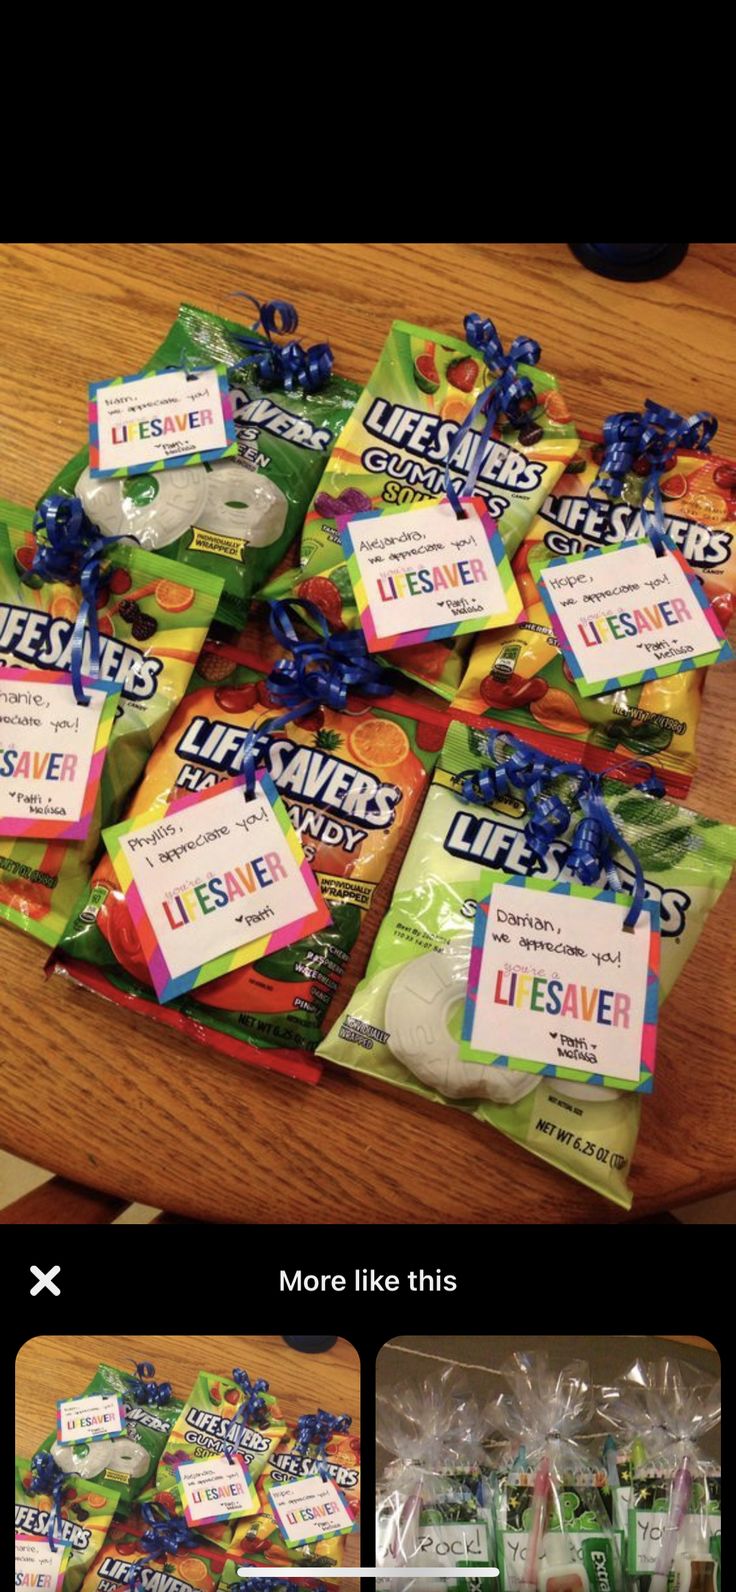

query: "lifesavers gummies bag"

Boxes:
[232, 1416, 360, 1567]
[453, 431, 736, 796]
[144, 1369, 286, 1550]
[318, 719, 736, 1208]
[45, 303, 360, 631]
[80, 1519, 226, 1591]
[15, 1461, 120, 1592]
[0, 502, 221, 946]
[38, 1364, 183, 1513]
[260, 318, 578, 700]
[52, 635, 446, 1079]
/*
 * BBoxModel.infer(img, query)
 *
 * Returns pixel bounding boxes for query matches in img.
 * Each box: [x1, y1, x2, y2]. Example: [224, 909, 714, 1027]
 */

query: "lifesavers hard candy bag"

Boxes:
[52, 635, 446, 1079]
[319, 719, 736, 1208]
[39, 1365, 183, 1514]
[0, 501, 222, 946]
[231, 1417, 360, 1567]
[45, 304, 360, 631]
[15, 1461, 120, 1592]
[260, 318, 578, 698]
[144, 1369, 286, 1550]
[453, 432, 736, 796]
[80, 1519, 226, 1591]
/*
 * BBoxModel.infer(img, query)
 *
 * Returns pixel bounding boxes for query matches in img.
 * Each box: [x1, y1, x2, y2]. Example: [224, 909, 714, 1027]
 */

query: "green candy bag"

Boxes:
[45, 304, 360, 630]
[0, 501, 222, 946]
[260, 318, 578, 699]
[318, 719, 736, 1208]
[39, 1364, 183, 1513]
[15, 1461, 120, 1592]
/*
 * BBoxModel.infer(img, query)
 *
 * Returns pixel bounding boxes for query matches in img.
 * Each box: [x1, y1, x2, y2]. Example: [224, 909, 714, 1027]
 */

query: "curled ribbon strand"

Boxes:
[238, 598, 393, 797]
[129, 1504, 199, 1591]
[594, 399, 718, 556]
[126, 1362, 173, 1406]
[222, 1368, 270, 1463]
[230, 295, 333, 394]
[293, 1408, 352, 1479]
[32, 496, 133, 706]
[459, 731, 664, 929]
[27, 1452, 67, 1553]
[444, 314, 541, 517]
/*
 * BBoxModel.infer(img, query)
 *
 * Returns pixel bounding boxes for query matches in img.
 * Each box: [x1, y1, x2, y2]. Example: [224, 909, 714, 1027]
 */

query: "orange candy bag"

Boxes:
[52, 635, 447, 1080]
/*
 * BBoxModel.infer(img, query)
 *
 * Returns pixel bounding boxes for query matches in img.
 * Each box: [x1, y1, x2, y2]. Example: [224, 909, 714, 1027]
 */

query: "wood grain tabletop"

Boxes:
[15, 1332, 360, 1561]
[1, 242, 735, 1224]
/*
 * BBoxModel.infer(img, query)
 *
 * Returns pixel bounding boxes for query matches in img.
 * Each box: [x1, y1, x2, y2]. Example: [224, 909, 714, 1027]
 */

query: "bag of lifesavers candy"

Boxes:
[15, 1456, 120, 1592]
[318, 719, 736, 1208]
[38, 1363, 183, 1514]
[260, 315, 578, 698]
[0, 500, 222, 946]
[44, 301, 360, 631]
[79, 1517, 226, 1591]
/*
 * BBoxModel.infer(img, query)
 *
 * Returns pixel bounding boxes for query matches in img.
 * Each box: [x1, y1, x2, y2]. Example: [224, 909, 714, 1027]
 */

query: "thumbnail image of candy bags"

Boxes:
[0, 503, 222, 946]
[260, 317, 578, 699]
[15, 1461, 120, 1592]
[52, 635, 445, 1080]
[44, 303, 360, 631]
[80, 1518, 226, 1590]
[452, 431, 736, 796]
[318, 718, 736, 1208]
[38, 1363, 183, 1512]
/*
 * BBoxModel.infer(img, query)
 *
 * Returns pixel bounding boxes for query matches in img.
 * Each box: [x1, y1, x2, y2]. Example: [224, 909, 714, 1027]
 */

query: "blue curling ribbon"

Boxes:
[27, 1452, 67, 1552]
[129, 1504, 199, 1591]
[444, 315, 541, 518]
[32, 495, 124, 707]
[230, 294, 333, 394]
[222, 1368, 269, 1463]
[238, 598, 393, 798]
[459, 731, 664, 928]
[126, 1362, 173, 1406]
[594, 399, 718, 556]
[293, 1408, 352, 1480]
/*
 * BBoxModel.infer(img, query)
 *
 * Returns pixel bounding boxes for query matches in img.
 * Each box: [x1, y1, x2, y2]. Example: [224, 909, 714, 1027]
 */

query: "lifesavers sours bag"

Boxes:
[260, 318, 578, 698]
[453, 431, 736, 796]
[0, 501, 222, 946]
[45, 303, 360, 631]
[51, 635, 447, 1080]
[318, 718, 736, 1208]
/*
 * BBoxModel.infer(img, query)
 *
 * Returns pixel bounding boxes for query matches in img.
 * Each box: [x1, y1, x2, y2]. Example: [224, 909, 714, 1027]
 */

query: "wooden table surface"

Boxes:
[15, 1332, 360, 1561]
[1, 242, 735, 1223]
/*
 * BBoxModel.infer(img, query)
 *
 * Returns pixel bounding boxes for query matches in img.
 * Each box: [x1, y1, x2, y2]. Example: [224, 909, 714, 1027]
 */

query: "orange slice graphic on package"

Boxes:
[348, 717, 409, 768]
[155, 579, 196, 612]
[177, 1559, 208, 1585]
[50, 594, 80, 621]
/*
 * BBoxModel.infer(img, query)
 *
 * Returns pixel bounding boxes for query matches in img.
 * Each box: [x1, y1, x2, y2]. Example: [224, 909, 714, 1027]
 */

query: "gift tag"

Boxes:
[338, 495, 523, 651]
[56, 1393, 126, 1444]
[89, 364, 237, 477]
[0, 670, 120, 839]
[103, 771, 332, 1003]
[15, 1533, 70, 1590]
[537, 537, 733, 696]
[268, 1473, 355, 1547]
[460, 876, 660, 1091]
[176, 1454, 259, 1528]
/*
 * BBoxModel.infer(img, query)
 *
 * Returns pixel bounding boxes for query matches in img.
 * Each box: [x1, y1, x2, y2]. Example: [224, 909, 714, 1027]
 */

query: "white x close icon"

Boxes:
[29, 1265, 61, 1296]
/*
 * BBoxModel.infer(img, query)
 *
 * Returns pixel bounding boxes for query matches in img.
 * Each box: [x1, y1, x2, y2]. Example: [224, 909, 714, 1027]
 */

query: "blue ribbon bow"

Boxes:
[460, 732, 665, 928]
[125, 1362, 173, 1406]
[239, 598, 393, 796]
[221, 1368, 270, 1463]
[27, 1452, 67, 1552]
[594, 399, 718, 555]
[230, 295, 333, 394]
[32, 495, 121, 706]
[293, 1408, 352, 1478]
[129, 1503, 199, 1590]
[444, 314, 541, 517]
